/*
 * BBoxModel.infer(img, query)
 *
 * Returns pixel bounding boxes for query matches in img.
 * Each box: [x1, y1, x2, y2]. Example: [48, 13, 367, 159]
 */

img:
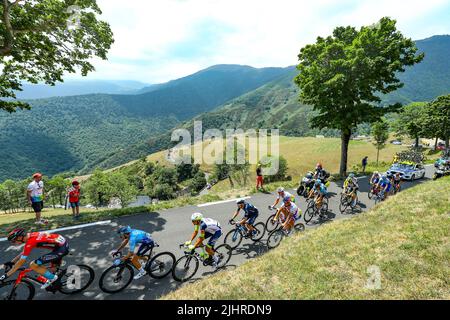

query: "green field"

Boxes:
[162, 177, 450, 300]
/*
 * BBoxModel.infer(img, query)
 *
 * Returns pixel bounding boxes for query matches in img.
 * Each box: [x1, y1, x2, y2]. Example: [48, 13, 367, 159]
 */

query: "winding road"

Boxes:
[0, 166, 435, 300]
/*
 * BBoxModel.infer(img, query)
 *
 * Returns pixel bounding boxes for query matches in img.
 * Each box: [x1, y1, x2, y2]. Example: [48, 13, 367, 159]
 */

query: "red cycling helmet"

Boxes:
[8, 228, 26, 242]
[72, 180, 80, 186]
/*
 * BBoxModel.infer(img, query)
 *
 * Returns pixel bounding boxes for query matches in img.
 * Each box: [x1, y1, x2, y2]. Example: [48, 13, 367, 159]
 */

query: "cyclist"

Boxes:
[314, 163, 329, 183]
[230, 199, 259, 237]
[370, 171, 381, 185]
[343, 173, 359, 207]
[273, 196, 301, 235]
[270, 187, 295, 210]
[308, 179, 328, 212]
[392, 173, 402, 193]
[377, 175, 392, 200]
[112, 226, 155, 280]
[185, 213, 222, 267]
[0, 228, 69, 290]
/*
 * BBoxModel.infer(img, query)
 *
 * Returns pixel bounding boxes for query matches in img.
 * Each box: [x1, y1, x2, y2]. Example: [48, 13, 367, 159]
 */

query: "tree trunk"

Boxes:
[228, 175, 234, 188]
[376, 147, 380, 167]
[415, 136, 419, 148]
[340, 130, 352, 178]
[434, 137, 439, 150]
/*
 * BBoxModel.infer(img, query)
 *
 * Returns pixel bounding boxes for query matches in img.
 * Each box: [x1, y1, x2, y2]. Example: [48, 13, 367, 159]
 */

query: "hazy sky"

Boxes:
[69, 0, 450, 83]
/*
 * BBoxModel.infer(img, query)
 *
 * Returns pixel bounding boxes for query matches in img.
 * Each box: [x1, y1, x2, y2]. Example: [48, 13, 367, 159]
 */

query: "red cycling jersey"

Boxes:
[68, 187, 80, 203]
[21, 232, 67, 258]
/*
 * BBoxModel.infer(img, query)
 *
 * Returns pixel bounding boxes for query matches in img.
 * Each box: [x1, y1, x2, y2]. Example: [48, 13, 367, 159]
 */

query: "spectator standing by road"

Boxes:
[27, 173, 48, 225]
[256, 164, 264, 191]
[362, 156, 369, 174]
[67, 180, 81, 220]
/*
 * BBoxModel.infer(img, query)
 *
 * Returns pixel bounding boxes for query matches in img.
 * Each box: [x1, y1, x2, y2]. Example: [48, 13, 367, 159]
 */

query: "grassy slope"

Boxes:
[163, 177, 450, 300]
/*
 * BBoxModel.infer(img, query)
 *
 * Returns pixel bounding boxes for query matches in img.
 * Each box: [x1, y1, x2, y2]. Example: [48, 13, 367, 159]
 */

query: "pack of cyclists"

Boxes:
[0, 162, 411, 293]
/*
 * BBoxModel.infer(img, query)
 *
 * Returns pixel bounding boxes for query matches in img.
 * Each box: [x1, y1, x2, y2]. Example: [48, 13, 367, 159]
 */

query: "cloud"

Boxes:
[70, 0, 450, 83]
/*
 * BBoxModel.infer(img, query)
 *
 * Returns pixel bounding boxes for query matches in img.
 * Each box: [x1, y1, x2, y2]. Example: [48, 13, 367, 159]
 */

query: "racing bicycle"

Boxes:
[98, 243, 175, 294]
[224, 220, 266, 250]
[172, 243, 232, 282]
[0, 256, 94, 300]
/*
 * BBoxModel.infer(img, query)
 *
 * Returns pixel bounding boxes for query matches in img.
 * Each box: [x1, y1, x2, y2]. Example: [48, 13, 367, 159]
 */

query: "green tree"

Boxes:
[108, 172, 138, 208]
[0, 0, 114, 112]
[263, 156, 289, 183]
[83, 169, 110, 208]
[189, 171, 207, 195]
[295, 17, 424, 176]
[46, 175, 69, 207]
[423, 95, 450, 149]
[394, 102, 427, 148]
[176, 159, 200, 183]
[371, 120, 390, 166]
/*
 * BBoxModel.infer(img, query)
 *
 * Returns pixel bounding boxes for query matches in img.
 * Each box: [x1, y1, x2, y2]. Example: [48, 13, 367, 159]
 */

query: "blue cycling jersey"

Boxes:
[241, 203, 259, 217]
[128, 229, 153, 252]
[317, 184, 327, 195]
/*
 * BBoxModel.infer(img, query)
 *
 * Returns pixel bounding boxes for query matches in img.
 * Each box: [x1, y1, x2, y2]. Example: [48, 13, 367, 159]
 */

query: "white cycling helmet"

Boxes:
[277, 187, 285, 193]
[191, 212, 203, 221]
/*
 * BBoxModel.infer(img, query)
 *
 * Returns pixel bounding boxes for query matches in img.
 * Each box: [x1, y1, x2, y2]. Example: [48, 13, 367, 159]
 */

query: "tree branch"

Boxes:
[0, 0, 14, 56]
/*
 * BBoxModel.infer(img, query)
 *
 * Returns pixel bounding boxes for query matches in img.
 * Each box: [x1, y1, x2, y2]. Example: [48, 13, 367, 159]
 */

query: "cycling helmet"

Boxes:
[306, 172, 313, 179]
[374, 171, 379, 175]
[117, 226, 132, 235]
[32, 173, 42, 179]
[381, 174, 388, 180]
[315, 179, 322, 186]
[72, 180, 80, 186]
[277, 187, 285, 193]
[316, 163, 323, 169]
[191, 212, 203, 221]
[349, 173, 355, 179]
[283, 196, 292, 203]
[8, 228, 26, 242]
[236, 199, 245, 205]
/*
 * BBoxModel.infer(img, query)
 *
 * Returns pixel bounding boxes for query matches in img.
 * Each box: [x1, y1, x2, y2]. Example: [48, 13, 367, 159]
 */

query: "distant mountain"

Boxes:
[0, 65, 288, 181]
[15, 80, 150, 99]
[107, 35, 450, 166]
[384, 35, 450, 104]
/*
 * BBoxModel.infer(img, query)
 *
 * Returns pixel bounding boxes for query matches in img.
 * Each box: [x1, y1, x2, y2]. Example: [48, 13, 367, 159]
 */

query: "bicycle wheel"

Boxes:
[58, 264, 95, 295]
[294, 222, 306, 233]
[98, 263, 134, 294]
[339, 196, 349, 213]
[250, 222, 266, 242]
[0, 279, 35, 300]
[172, 255, 199, 282]
[265, 214, 279, 232]
[304, 207, 315, 224]
[267, 229, 284, 250]
[215, 244, 232, 269]
[368, 189, 374, 200]
[146, 252, 175, 279]
[224, 228, 243, 250]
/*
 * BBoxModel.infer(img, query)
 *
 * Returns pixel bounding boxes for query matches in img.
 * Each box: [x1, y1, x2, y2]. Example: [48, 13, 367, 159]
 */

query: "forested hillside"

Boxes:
[0, 65, 287, 181]
[15, 80, 150, 99]
[103, 35, 450, 167]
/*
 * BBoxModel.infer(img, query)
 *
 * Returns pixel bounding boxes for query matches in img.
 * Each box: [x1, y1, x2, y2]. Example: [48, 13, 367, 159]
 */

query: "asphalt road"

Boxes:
[0, 166, 435, 300]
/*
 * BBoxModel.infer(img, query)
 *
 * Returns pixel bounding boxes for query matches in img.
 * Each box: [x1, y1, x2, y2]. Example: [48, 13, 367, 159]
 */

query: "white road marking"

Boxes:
[0, 220, 112, 242]
[197, 197, 251, 208]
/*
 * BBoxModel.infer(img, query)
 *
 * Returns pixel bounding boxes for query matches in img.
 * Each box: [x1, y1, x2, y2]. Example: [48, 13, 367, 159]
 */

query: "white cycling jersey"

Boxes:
[196, 218, 221, 234]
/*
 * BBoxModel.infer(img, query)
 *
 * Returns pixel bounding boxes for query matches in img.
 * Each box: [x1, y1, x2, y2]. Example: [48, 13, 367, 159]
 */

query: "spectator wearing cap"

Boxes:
[27, 173, 48, 225]
[67, 180, 81, 220]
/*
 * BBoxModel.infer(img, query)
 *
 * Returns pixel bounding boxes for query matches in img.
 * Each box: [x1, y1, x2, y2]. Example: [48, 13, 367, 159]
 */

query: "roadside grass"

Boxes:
[0, 194, 222, 237]
[162, 177, 450, 300]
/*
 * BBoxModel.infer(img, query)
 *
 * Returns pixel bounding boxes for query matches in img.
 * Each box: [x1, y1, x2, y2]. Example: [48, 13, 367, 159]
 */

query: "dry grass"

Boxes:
[162, 177, 450, 300]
